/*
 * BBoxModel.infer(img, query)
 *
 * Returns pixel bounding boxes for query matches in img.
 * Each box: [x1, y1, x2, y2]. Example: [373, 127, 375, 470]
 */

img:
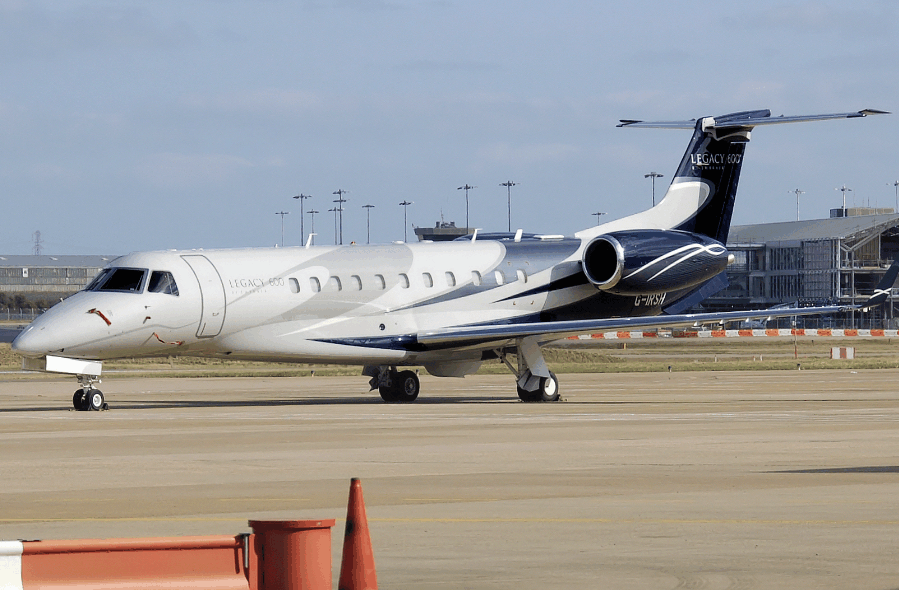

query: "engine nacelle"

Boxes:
[582, 230, 729, 295]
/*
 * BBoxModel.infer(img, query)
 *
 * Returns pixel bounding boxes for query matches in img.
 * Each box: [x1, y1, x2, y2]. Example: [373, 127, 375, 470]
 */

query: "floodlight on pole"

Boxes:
[457, 184, 476, 231]
[644, 172, 664, 206]
[332, 189, 348, 244]
[328, 207, 338, 245]
[293, 193, 311, 246]
[362, 204, 375, 244]
[592, 211, 606, 225]
[307, 209, 319, 245]
[890, 181, 899, 212]
[500, 181, 517, 232]
[399, 200, 413, 242]
[275, 211, 289, 247]
[790, 188, 805, 221]
[836, 185, 853, 214]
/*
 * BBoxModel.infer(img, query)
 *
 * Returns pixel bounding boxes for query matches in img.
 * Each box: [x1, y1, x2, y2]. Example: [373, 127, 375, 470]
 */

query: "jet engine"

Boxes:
[582, 230, 730, 295]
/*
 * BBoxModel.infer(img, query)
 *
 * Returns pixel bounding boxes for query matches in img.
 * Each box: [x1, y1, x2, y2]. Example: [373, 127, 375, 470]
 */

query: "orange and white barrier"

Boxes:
[567, 329, 899, 340]
[0, 479, 383, 590]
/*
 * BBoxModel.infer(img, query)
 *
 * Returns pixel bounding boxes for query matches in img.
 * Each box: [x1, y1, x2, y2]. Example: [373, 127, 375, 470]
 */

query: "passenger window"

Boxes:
[374, 274, 386, 290]
[517, 269, 527, 283]
[289, 278, 300, 293]
[422, 272, 434, 288]
[399, 273, 410, 288]
[494, 270, 505, 285]
[471, 271, 482, 286]
[327, 276, 342, 291]
[148, 271, 179, 296]
[445, 271, 456, 287]
[310, 277, 321, 292]
[96, 268, 146, 293]
[349, 275, 362, 290]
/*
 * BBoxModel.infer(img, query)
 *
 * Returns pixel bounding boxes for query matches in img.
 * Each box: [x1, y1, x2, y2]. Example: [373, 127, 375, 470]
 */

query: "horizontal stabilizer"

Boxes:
[618, 109, 888, 130]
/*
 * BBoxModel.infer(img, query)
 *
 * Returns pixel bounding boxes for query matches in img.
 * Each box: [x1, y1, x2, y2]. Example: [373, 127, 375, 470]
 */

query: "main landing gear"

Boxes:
[499, 336, 562, 403]
[73, 375, 107, 411]
[368, 367, 420, 403]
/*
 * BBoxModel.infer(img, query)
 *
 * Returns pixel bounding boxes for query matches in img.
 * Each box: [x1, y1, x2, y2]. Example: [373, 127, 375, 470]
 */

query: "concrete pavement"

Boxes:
[0, 370, 898, 589]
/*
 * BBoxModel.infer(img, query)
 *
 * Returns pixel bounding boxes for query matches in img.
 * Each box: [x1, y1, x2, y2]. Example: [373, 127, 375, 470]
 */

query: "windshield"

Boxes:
[86, 267, 147, 293]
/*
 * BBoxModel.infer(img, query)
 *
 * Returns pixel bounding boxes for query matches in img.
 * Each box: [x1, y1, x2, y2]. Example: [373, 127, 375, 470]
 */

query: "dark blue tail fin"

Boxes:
[617, 109, 886, 244]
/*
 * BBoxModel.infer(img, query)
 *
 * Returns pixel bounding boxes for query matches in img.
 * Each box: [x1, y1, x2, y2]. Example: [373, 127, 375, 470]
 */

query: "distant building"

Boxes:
[413, 221, 469, 242]
[704, 208, 899, 328]
[0, 255, 116, 295]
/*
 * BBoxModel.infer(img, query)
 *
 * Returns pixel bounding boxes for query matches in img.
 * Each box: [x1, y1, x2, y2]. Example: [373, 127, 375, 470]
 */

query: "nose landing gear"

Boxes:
[74, 375, 107, 411]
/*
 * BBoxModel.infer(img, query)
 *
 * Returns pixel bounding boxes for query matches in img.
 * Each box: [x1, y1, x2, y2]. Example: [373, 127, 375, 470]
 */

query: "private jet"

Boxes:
[12, 108, 896, 410]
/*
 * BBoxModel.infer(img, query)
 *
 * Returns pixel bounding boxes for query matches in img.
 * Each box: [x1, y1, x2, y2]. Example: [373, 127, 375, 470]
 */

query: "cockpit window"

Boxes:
[84, 268, 112, 291]
[87, 267, 147, 293]
[148, 271, 179, 296]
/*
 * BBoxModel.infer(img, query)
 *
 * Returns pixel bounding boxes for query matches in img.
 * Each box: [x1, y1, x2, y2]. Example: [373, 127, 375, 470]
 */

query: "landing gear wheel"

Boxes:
[517, 372, 560, 402]
[516, 386, 542, 403]
[539, 372, 560, 402]
[395, 370, 420, 403]
[86, 389, 105, 411]
[378, 383, 399, 402]
[73, 390, 88, 411]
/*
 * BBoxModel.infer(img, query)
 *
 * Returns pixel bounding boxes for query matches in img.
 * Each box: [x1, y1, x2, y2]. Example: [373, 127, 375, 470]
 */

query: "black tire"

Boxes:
[516, 385, 542, 403]
[517, 372, 560, 402]
[86, 389, 105, 411]
[73, 390, 87, 411]
[379, 384, 399, 402]
[395, 370, 420, 403]
[539, 372, 560, 402]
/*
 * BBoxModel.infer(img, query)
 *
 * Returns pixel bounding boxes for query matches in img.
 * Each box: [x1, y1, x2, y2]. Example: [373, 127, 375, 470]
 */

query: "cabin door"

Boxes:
[181, 255, 227, 337]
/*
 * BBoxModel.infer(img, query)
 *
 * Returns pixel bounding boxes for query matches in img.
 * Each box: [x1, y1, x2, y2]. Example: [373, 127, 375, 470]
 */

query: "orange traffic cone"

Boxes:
[338, 478, 378, 590]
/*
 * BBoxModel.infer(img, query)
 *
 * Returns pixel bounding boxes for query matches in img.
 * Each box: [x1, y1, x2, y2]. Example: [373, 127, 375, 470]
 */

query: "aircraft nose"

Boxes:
[11, 325, 51, 358]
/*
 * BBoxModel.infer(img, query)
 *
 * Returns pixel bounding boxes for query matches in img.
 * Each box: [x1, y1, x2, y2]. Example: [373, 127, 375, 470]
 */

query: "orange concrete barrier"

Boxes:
[250, 520, 335, 590]
[2, 521, 336, 590]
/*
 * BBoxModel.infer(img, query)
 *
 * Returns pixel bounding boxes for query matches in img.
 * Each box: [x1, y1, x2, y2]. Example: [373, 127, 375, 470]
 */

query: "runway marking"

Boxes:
[402, 498, 500, 503]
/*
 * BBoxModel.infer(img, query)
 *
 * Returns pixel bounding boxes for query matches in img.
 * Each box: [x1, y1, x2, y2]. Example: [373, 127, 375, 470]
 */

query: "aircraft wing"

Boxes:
[416, 303, 852, 349]
[418, 259, 899, 349]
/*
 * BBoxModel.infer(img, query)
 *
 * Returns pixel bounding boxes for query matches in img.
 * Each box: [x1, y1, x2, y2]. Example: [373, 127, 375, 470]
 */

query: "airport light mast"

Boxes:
[500, 180, 518, 232]
[307, 209, 319, 246]
[890, 181, 899, 211]
[592, 211, 606, 225]
[328, 207, 338, 245]
[645, 172, 664, 206]
[457, 184, 476, 231]
[293, 193, 311, 246]
[275, 211, 289, 247]
[790, 188, 805, 221]
[362, 204, 375, 244]
[399, 200, 412, 242]
[836, 185, 853, 216]
[333, 189, 348, 244]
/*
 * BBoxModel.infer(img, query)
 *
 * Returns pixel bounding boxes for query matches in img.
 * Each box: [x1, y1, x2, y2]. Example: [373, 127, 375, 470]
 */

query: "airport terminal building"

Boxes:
[707, 208, 899, 328]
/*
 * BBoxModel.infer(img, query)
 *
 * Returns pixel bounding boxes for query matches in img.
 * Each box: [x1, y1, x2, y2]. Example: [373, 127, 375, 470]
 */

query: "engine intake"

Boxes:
[582, 230, 729, 296]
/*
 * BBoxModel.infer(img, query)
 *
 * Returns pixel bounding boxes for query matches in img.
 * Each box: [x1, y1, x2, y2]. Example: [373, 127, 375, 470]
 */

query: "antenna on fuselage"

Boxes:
[305, 233, 316, 249]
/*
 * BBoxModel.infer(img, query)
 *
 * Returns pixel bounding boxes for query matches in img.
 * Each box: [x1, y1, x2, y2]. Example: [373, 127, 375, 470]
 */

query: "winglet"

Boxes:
[862, 259, 899, 308]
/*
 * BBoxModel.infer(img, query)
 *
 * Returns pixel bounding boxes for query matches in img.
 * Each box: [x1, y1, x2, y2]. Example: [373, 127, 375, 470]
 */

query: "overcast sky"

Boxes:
[1, 0, 897, 255]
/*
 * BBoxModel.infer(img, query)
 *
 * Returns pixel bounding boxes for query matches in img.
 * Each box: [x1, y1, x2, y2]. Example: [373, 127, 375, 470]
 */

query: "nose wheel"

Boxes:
[74, 375, 108, 411]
